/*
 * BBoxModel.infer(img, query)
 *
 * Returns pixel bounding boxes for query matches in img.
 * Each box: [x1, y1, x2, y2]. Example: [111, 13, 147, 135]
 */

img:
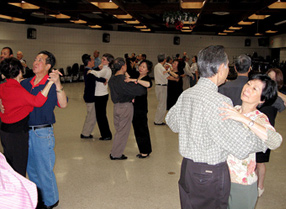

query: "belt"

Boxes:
[29, 124, 52, 130]
[156, 84, 167, 86]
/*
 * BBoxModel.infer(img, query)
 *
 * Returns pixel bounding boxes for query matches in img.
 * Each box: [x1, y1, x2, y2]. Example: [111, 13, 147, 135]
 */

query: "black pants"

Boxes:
[179, 158, 230, 209]
[94, 94, 112, 138]
[132, 111, 152, 154]
[0, 130, 29, 177]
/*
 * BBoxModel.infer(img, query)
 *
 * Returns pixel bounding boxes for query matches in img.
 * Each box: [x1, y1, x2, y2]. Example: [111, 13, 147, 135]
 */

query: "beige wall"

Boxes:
[0, 22, 271, 72]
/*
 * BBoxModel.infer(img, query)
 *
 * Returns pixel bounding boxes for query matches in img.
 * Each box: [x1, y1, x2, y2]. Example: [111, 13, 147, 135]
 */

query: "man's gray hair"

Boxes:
[157, 53, 166, 63]
[197, 45, 228, 78]
[235, 54, 251, 73]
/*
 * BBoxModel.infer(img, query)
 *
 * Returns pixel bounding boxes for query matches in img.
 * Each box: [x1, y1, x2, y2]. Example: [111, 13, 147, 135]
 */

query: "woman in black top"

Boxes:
[125, 60, 153, 158]
[167, 59, 183, 110]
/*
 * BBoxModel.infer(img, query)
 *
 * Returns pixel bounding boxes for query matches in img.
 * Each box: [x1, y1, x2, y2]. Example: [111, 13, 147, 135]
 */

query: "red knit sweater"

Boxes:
[0, 79, 47, 124]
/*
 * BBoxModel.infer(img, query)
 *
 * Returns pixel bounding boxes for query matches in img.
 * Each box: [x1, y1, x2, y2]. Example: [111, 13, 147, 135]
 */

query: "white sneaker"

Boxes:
[258, 187, 265, 197]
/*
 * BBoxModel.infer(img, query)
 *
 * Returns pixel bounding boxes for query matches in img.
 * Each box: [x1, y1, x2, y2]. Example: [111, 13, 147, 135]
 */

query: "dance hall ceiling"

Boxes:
[1, 0, 286, 37]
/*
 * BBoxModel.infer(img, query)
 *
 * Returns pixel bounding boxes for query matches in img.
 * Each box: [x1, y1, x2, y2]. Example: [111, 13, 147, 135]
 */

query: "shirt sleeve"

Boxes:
[208, 100, 268, 160]
[21, 87, 47, 107]
[254, 113, 282, 150]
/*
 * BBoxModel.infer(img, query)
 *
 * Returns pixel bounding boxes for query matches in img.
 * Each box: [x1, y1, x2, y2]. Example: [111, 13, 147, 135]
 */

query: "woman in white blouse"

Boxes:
[221, 74, 282, 209]
[90, 53, 114, 140]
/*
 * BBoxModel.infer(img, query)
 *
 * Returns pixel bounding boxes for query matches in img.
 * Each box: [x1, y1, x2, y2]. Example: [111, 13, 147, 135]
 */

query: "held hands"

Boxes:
[48, 69, 62, 84]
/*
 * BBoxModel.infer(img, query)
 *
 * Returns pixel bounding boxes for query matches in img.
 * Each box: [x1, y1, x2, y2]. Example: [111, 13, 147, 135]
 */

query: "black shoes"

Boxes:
[154, 122, 166, 125]
[136, 153, 150, 159]
[110, 154, 128, 160]
[99, 136, 112, 140]
[38, 200, 59, 209]
[80, 134, 93, 139]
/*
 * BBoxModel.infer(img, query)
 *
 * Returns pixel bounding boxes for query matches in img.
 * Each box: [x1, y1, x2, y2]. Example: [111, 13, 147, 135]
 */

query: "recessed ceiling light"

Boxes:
[218, 33, 227, 35]
[255, 33, 263, 36]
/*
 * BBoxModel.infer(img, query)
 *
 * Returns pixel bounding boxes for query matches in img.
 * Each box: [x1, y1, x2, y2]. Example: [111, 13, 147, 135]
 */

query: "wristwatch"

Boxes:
[248, 120, 255, 127]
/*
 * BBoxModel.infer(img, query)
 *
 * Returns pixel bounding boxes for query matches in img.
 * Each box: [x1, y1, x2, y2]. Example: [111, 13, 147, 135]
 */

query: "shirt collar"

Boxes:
[30, 74, 49, 88]
[198, 77, 218, 91]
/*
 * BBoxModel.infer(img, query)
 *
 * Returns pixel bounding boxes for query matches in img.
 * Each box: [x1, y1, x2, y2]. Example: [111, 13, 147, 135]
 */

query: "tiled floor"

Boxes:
[1, 81, 285, 208]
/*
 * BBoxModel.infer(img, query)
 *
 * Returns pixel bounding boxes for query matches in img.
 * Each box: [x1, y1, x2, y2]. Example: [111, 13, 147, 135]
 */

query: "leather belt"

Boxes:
[29, 124, 52, 130]
[156, 84, 167, 86]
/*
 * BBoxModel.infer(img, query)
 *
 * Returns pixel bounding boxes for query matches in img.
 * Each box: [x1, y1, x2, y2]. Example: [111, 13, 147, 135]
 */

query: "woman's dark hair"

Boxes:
[193, 56, 197, 62]
[266, 68, 284, 90]
[103, 53, 114, 67]
[139, 60, 153, 74]
[82, 54, 91, 66]
[249, 74, 277, 106]
[0, 57, 23, 79]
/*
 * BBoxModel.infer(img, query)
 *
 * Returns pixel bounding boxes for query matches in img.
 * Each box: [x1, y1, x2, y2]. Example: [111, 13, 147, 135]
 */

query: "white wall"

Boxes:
[0, 22, 271, 72]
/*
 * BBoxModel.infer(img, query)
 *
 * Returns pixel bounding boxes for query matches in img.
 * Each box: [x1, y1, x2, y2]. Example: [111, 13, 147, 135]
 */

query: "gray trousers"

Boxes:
[110, 102, 133, 157]
[81, 102, 96, 136]
[154, 85, 167, 123]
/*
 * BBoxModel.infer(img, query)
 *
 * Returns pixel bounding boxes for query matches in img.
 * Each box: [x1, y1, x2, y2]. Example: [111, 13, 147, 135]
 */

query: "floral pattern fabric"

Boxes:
[227, 106, 274, 185]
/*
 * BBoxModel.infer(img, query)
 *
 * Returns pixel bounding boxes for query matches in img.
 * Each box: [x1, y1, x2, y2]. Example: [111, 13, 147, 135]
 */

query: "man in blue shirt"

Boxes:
[93, 50, 101, 68]
[21, 51, 68, 209]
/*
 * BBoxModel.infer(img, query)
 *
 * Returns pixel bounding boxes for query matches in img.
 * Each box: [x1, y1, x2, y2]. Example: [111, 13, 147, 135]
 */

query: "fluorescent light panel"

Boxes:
[125, 20, 140, 24]
[114, 14, 132, 19]
[229, 26, 242, 30]
[275, 20, 286, 25]
[223, 30, 234, 33]
[8, 2, 40, 9]
[248, 14, 270, 20]
[135, 25, 147, 29]
[265, 30, 277, 33]
[89, 25, 102, 28]
[0, 14, 25, 21]
[70, 19, 87, 24]
[268, 2, 286, 9]
[238, 21, 254, 25]
[49, 13, 70, 19]
[180, 1, 205, 9]
[140, 29, 151, 32]
[91, 2, 118, 9]
[181, 29, 193, 32]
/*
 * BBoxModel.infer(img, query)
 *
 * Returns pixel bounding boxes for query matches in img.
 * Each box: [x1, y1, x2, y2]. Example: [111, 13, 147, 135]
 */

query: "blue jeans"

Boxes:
[27, 126, 59, 206]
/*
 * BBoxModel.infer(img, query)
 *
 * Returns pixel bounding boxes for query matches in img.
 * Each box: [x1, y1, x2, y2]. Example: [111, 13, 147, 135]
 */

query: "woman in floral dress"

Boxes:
[221, 74, 282, 209]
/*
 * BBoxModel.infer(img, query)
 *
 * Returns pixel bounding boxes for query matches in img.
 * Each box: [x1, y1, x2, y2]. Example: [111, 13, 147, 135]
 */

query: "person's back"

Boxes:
[219, 76, 248, 106]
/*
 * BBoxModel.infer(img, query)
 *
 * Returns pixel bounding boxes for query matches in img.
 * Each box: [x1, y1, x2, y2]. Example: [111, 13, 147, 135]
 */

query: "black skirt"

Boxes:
[256, 149, 271, 163]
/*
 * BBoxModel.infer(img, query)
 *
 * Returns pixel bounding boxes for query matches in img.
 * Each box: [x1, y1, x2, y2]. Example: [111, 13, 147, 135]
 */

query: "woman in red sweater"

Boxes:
[0, 57, 55, 176]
